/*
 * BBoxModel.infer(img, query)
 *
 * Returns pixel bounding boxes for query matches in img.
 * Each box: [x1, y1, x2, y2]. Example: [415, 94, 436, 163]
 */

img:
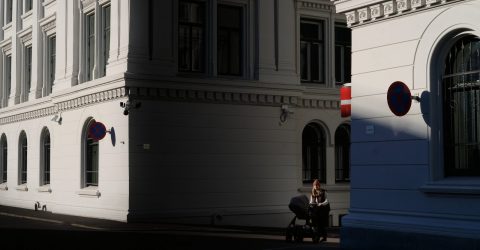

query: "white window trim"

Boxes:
[18, 28, 33, 103]
[0, 38, 11, 108]
[76, 185, 100, 197]
[0, 182, 7, 191]
[40, 14, 56, 97]
[15, 184, 28, 191]
[78, 0, 111, 84]
[37, 184, 51, 193]
[419, 30, 480, 195]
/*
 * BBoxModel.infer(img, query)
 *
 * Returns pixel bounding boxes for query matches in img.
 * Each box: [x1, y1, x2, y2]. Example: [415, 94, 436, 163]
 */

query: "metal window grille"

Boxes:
[443, 35, 480, 176]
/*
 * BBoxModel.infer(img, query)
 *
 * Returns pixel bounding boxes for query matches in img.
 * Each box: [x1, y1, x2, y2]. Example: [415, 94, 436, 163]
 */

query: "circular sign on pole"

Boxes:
[387, 81, 412, 117]
[88, 121, 107, 141]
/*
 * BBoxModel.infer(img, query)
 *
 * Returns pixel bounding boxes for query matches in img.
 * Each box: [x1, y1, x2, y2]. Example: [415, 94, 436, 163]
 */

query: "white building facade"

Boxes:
[0, 0, 351, 228]
[334, 0, 480, 248]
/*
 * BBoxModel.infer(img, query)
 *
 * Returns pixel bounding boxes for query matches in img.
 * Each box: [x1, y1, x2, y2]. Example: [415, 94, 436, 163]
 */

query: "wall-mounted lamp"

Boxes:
[280, 104, 294, 124]
[120, 100, 142, 116]
[51, 113, 62, 124]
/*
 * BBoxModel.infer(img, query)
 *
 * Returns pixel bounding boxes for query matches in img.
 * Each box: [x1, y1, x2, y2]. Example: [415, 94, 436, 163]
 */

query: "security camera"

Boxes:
[120, 100, 141, 115]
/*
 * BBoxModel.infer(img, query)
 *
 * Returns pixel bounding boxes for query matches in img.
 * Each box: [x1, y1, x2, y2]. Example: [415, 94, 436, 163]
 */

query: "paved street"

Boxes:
[0, 205, 340, 250]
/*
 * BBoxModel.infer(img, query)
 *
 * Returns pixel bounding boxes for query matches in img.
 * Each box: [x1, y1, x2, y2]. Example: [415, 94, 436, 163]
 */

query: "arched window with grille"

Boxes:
[40, 128, 51, 186]
[0, 134, 7, 184]
[335, 124, 350, 182]
[302, 123, 326, 183]
[443, 35, 480, 176]
[18, 131, 27, 185]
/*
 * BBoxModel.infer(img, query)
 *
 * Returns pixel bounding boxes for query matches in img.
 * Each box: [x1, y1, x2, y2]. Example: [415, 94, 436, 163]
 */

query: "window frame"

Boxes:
[176, 0, 250, 79]
[82, 118, 99, 188]
[40, 15, 57, 97]
[300, 18, 326, 85]
[80, 1, 111, 83]
[442, 35, 480, 177]
[334, 22, 351, 86]
[302, 122, 327, 184]
[18, 131, 27, 185]
[0, 134, 7, 184]
[40, 128, 51, 186]
[4, 0, 12, 25]
[178, 0, 206, 73]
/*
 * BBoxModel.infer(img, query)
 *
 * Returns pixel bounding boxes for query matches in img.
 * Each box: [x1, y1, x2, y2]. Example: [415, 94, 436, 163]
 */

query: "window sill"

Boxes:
[0, 183, 7, 191]
[76, 186, 100, 197]
[37, 185, 52, 193]
[420, 178, 480, 195]
[16, 184, 28, 192]
[2, 22, 12, 31]
[21, 10, 33, 20]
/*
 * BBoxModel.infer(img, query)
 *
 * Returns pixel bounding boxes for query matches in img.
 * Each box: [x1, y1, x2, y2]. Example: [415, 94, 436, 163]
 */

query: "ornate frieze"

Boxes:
[297, 0, 334, 11]
[128, 87, 339, 110]
[0, 85, 339, 125]
[342, 0, 462, 27]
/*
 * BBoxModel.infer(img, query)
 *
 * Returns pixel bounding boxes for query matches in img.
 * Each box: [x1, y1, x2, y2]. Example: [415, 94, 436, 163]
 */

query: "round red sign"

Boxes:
[387, 81, 412, 117]
[88, 121, 107, 141]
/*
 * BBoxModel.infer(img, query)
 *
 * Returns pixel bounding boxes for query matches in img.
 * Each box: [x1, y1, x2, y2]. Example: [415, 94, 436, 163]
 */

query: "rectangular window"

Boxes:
[178, 0, 205, 73]
[24, 0, 32, 12]
[5, 0, 12, 24]
[335, 23, 351, 85]
[5, 55, 11, 99]
[46, 36, 56, 96]
[217, 5, 242, 76]
[300, 19, 325, 84]
[102, 5, 110, 76]
[23, 46, 32, 102]
[86, 13, 95, 81]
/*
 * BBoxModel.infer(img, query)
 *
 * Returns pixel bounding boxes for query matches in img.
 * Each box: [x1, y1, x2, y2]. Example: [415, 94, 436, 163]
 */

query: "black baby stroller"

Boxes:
[285, 194, 322, 243]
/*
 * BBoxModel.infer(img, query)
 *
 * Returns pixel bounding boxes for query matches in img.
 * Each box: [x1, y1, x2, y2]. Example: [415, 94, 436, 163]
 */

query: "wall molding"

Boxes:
[0, 83, 339, 125]
[343, 0, 464, 27]
[128, 86, 340, 110]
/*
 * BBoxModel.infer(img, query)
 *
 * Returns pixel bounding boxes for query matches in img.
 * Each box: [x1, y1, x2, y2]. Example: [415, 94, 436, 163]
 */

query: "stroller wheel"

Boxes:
[293, 232, 304, 242]
[285, 228, 293, 242]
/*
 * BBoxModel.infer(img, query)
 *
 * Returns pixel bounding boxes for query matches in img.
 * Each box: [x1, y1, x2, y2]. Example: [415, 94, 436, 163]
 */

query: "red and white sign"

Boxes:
[340, 85, 351, 117]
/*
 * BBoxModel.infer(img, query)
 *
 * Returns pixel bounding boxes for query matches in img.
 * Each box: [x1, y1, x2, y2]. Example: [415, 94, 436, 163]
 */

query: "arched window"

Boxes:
[443, 35, 480, 176]
[18, 131, 27, 184]
[0, 134, 7, 183]
[335, 124, 350, 182]
[82, 119, 98, 187]
[40, 128, 50, 185]
[302, 123, 326, 183]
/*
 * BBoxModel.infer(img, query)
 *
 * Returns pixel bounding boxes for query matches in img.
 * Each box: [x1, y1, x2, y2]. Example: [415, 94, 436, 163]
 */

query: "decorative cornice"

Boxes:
[0, 87, 127, 125]
[128, 87, 340, 110]
[0, 85, 340, 126]
[297, 0, 335, 11]
[344, 0, 461, 27]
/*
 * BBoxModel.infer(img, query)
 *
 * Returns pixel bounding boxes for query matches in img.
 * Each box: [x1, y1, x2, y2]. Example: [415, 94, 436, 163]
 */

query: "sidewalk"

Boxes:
[0, 204, 341, 249]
